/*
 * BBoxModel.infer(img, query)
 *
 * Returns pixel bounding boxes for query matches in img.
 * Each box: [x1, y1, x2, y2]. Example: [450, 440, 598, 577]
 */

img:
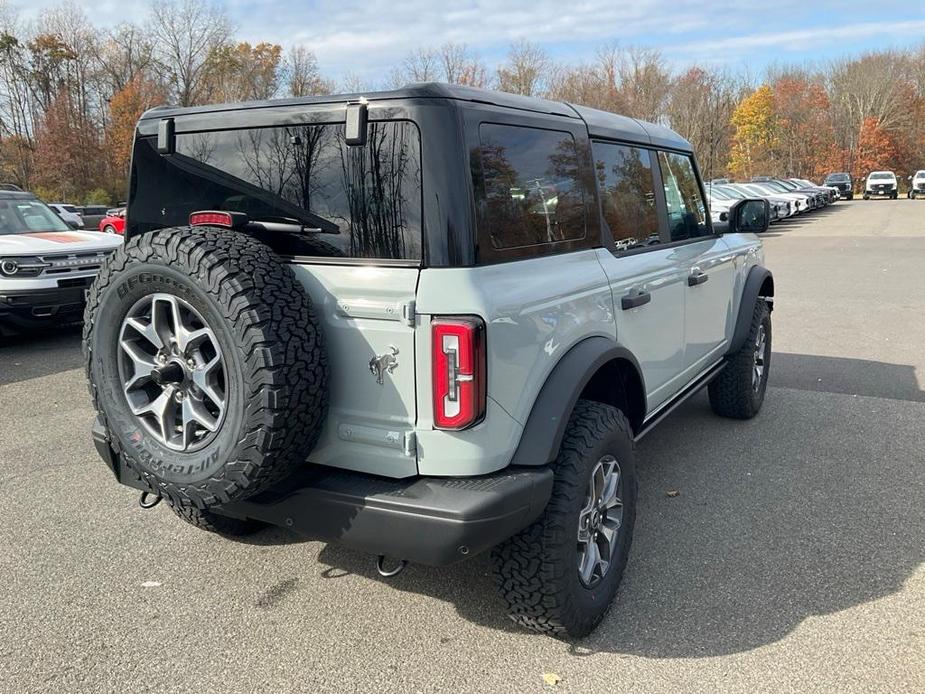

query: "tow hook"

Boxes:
[376, 555, 408, 578]
[138, 491, 162, 509]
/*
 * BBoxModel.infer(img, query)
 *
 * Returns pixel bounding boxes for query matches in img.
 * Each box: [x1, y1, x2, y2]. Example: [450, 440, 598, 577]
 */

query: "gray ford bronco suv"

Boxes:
[85, 83, 774, 637]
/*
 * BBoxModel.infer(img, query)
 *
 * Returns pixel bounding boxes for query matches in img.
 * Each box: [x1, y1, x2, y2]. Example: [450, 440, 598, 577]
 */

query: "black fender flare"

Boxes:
[728, 266, 774, 355]
[509, 337, 645, 467]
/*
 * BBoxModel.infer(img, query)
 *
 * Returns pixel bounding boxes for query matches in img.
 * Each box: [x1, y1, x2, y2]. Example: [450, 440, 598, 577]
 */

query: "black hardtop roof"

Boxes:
[140, 82, 691, 151]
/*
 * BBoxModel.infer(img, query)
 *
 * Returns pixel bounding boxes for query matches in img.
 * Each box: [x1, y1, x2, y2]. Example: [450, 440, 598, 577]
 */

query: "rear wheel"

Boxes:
[492, 400, 637, 637]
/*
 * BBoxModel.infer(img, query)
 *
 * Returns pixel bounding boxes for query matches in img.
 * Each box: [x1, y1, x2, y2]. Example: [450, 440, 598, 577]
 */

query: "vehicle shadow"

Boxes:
[762, 204, 841, 236]
[301, 350, 925, 655]
[0, 324, 85, 386]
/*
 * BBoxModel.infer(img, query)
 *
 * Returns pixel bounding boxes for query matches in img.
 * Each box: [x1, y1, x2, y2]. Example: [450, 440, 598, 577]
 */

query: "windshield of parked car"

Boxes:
[870, 172, 894, 180]
[826, 173, 850, 182]
[773, 180, 798, 191]
[915, 171, 925, 179]
[0, 198, 72, 235]
[708, 187, 733, 201]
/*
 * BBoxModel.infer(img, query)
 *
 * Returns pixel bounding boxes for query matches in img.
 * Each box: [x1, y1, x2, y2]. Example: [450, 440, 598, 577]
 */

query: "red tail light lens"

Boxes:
[432, 317, 486, 430]
[189, 211, 247, 228]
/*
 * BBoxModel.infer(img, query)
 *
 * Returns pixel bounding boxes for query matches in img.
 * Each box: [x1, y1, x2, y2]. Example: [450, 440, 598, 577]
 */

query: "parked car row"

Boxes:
[707, 176, 837, 227]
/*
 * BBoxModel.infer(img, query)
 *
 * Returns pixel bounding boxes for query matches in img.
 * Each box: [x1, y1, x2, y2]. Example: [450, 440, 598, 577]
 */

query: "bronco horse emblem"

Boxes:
[369, 346, 399, 385]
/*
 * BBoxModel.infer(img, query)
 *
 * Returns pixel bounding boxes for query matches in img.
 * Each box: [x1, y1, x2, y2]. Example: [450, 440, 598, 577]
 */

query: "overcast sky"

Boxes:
[12, 0, 925, 84]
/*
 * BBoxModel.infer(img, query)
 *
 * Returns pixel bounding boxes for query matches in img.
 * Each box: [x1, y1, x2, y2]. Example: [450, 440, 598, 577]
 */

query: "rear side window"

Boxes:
[657, 151, 710, 241]
[132, 121, 423, 260]
[592, 142, 659, 251]
[475, 123, 586, 251]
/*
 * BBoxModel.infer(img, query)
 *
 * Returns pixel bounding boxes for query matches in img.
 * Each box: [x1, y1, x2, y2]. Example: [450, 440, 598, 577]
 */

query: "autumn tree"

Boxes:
[106, 75, 166, 194]
[772, 75, 835, 177]
[284, 46, 333, 96]
[729, 85, 779, 179]
[496, 41, 549, 96]
[854, 116, 898, 179]
[31, 89, 103, 200]
[667, 67, 739, 180]
[149, 0, 233, 106]
[205, 42, 282, 102]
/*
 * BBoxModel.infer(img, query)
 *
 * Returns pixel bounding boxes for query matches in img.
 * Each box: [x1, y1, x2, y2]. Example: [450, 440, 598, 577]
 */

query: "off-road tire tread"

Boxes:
[708, 299, 770, 419]
[83, 226, 328, 510]
[170, 503, 265, 537]
[491, 400, 636, 637]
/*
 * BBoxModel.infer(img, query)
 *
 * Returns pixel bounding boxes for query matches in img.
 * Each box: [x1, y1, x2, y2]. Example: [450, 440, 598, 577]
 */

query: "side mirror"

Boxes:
[728, 198, 769, 235]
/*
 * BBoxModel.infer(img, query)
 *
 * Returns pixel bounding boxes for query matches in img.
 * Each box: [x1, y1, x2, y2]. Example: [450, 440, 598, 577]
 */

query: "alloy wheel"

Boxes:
[117, 293, 227, 451]
[577, 455, 624, 588]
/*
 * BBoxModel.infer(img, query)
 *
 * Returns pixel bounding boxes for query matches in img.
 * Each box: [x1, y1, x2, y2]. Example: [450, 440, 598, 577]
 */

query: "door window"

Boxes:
[592, 142, 660, 251]
[657, 151, 710, 241]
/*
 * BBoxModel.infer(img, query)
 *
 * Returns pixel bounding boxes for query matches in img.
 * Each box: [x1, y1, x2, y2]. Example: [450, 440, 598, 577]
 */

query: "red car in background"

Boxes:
[99, 208, 126, 234]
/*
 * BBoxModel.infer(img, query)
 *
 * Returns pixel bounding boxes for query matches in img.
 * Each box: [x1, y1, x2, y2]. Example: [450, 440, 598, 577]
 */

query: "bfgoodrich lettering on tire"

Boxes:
[491, 400, 637, 637]
[84, 227, 329, 510]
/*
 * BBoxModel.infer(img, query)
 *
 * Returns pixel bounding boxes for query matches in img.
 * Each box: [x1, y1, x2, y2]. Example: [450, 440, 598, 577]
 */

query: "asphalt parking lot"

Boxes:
[1, 200, 923, 693]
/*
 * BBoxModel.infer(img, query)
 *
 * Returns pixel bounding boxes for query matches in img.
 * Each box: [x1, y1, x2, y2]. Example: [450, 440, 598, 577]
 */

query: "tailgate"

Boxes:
[291, 263, 419, 478]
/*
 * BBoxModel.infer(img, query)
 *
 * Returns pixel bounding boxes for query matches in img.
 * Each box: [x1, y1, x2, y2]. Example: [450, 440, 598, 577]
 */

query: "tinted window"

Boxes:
[475, 123, 585, 250]
[132, 121, 423, 260]
[657, 151, 709, 241]
[592, 142, 659, 251]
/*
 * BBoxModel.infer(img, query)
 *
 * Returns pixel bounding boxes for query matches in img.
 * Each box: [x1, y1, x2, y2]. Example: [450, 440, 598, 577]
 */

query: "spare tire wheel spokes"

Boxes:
[118, 291, 227, 452]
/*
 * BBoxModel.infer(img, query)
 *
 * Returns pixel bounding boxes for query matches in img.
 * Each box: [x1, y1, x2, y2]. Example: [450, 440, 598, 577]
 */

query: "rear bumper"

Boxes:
[92, 417, 554, 566]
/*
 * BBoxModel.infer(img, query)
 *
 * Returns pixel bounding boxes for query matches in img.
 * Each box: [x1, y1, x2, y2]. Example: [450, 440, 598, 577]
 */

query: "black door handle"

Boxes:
[621, 290, 651, 310]
[688, 272, 709, 287]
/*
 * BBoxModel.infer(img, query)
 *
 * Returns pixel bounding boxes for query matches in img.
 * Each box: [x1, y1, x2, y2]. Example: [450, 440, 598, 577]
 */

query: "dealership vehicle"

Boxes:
[708, 186, 783, 225]
[78, 205, 110, 229]
[737, 182, 811, 213]
[824, 172, 853, 200]
[773, 178, 832, 206]
[714, 184, 792, 221]
[99, 208, 126, 234]
[85, 84, 774, 637]
[864, 171, 898, 199]
[48, 203, 85, 229]
[790, 178, 839, 202]
[907, 170, 925, 199]
[0, 190, 121, 334]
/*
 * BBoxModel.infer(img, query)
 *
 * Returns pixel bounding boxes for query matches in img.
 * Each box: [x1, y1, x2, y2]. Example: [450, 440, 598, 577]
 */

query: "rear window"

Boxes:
[131, 121, 423, 260]
[474, 123, 586, 251]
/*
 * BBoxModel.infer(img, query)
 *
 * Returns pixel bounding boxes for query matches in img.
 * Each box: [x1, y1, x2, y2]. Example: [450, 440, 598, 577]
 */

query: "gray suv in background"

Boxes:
[85, 83, 774, 637]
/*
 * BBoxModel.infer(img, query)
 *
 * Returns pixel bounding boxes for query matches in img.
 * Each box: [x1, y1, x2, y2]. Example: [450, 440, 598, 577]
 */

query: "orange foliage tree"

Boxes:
[106, 75, 166, 194]
[31, 90, 104, 201]
[854, 116, 898, 180]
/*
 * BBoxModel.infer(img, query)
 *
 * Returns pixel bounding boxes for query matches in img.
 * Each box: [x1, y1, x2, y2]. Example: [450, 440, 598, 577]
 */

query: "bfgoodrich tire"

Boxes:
[84, 227, 329, 510]
[492, 400, 637, 637]
[708, 299, 771, 419]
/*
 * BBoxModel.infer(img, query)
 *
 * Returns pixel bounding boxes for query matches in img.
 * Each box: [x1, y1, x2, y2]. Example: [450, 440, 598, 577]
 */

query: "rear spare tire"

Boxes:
[84, 227, 328, 509]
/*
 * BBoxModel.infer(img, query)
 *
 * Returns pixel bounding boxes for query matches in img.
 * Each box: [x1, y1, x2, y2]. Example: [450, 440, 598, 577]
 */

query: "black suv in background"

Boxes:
[824, 172, 853, 200]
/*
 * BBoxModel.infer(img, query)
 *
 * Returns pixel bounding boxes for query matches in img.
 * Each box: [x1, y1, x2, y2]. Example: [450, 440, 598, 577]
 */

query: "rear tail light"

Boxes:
[189, 211, 247, 228]
[432, 317, 486, 430]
